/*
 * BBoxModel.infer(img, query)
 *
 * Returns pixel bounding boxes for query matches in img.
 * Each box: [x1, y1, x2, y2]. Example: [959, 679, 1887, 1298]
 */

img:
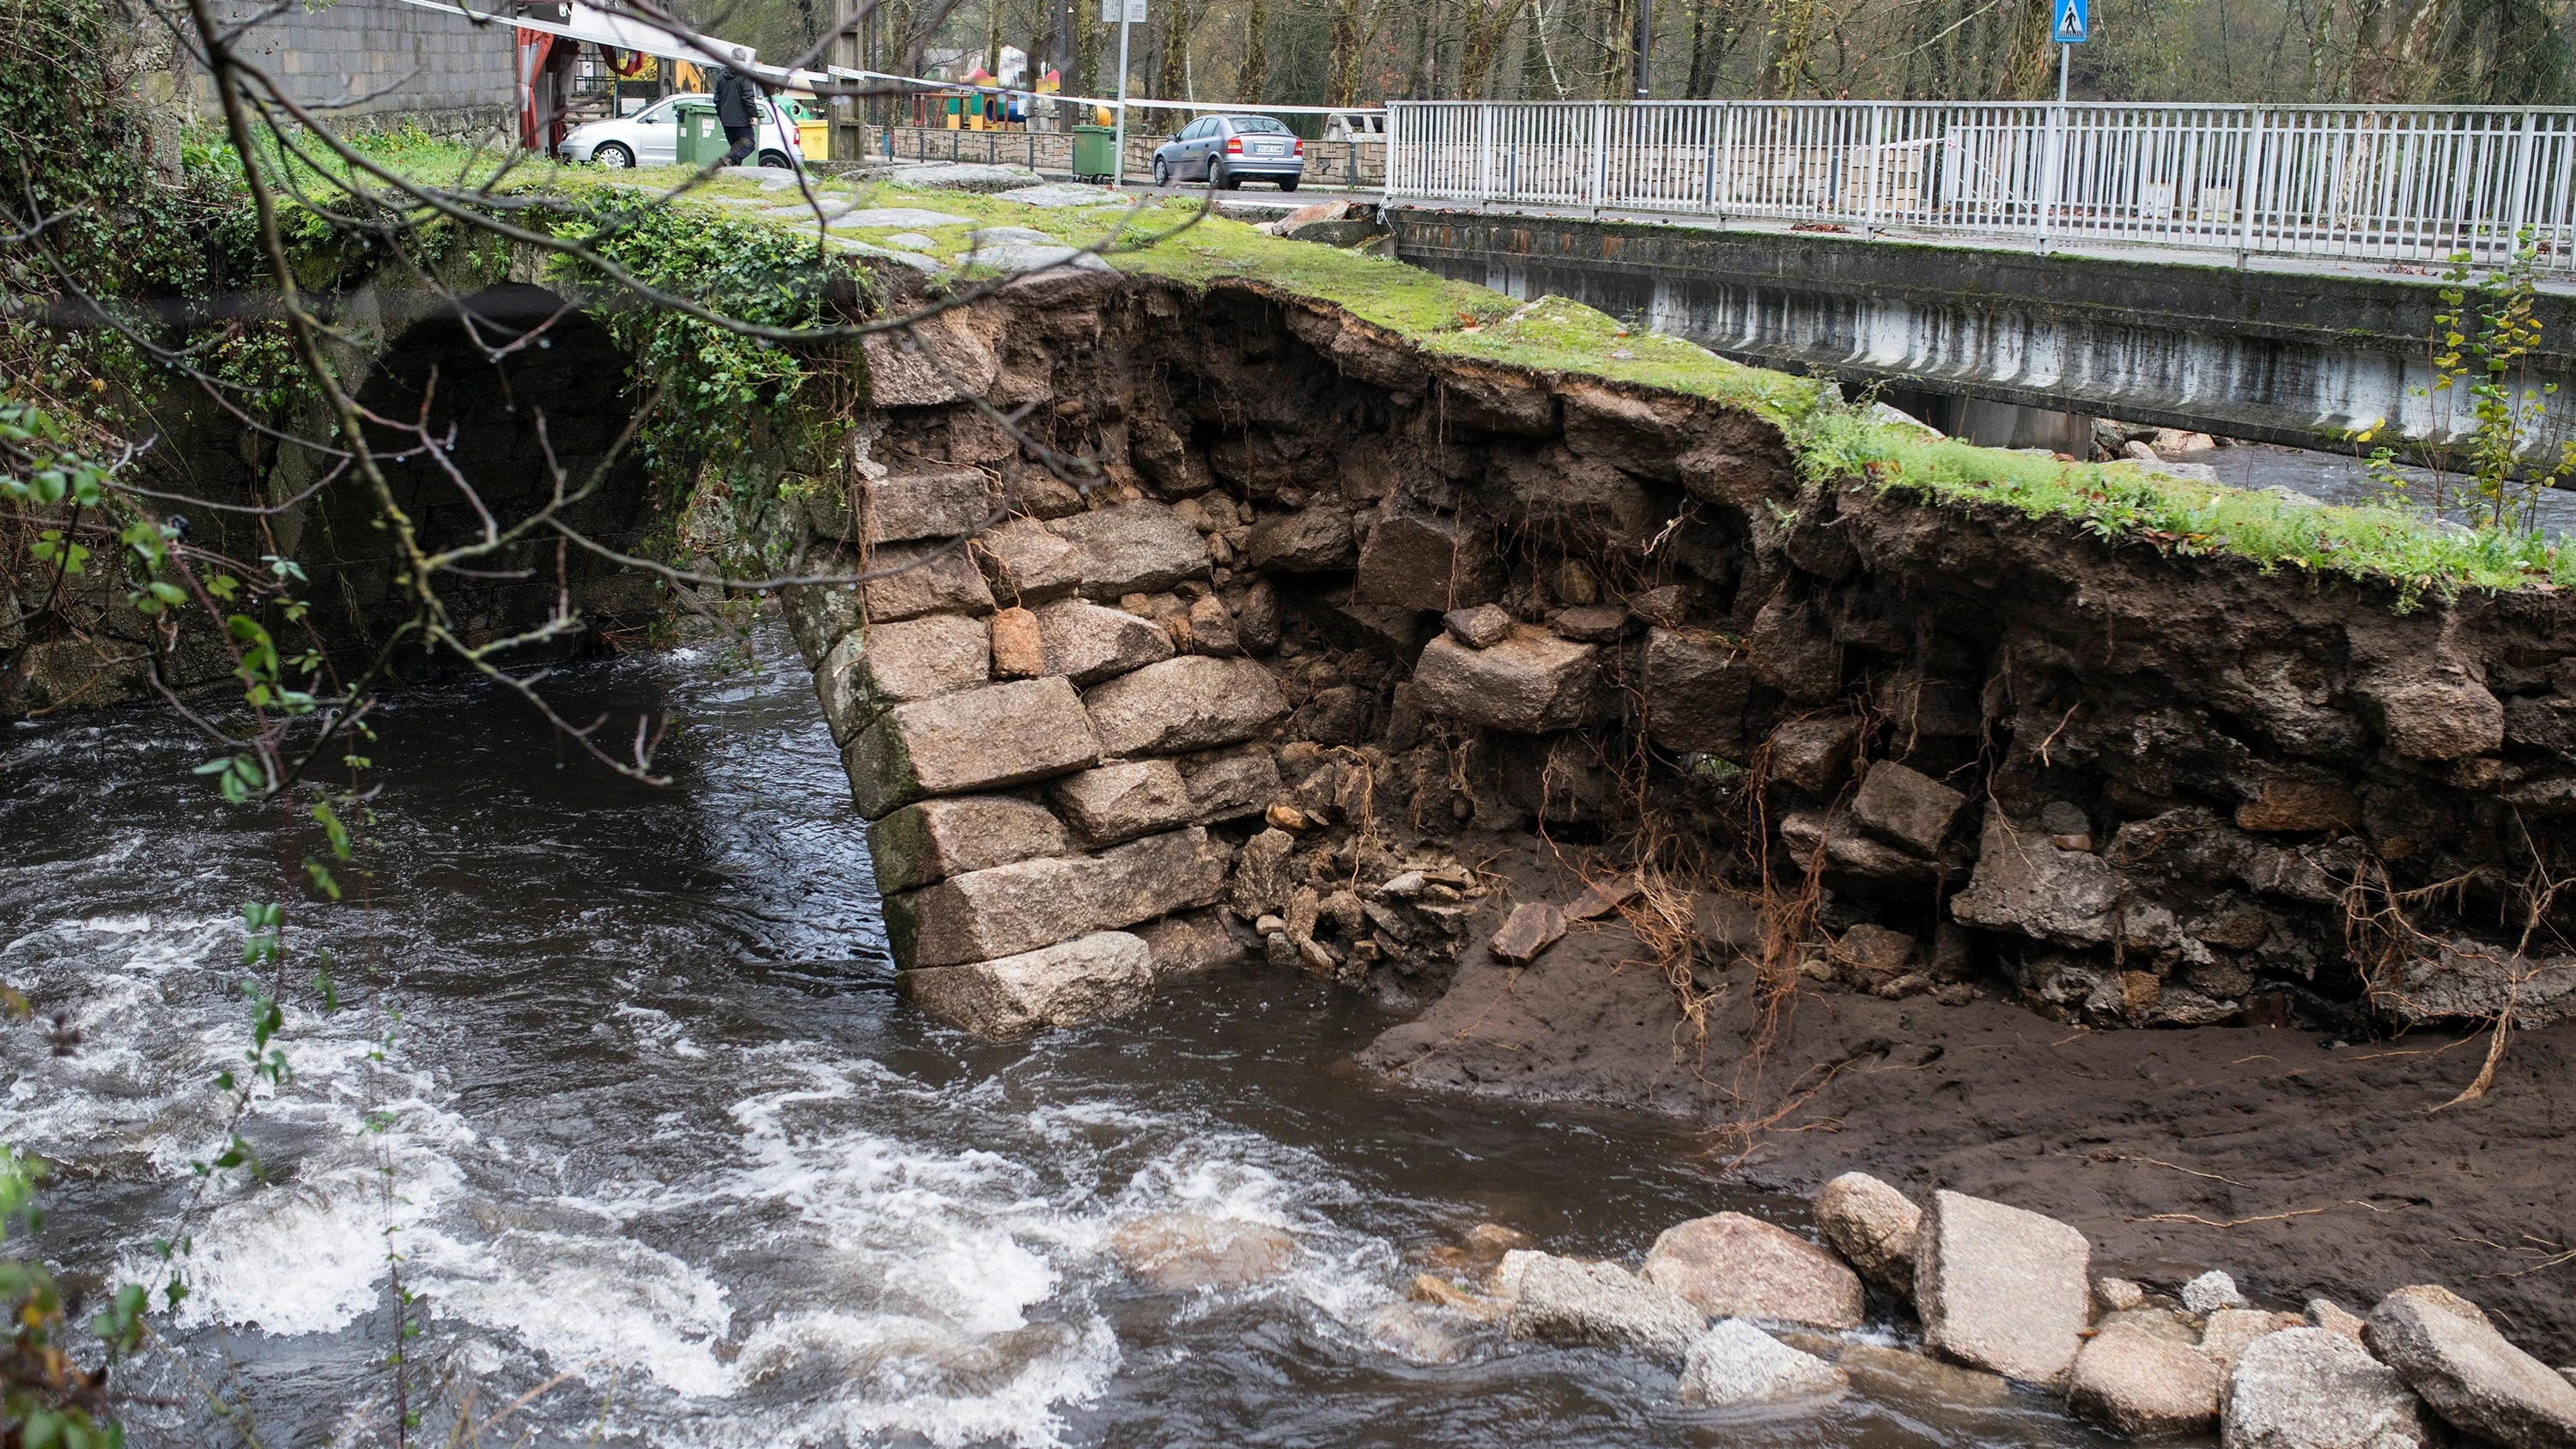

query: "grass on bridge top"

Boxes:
[310, 136, 2576, 603]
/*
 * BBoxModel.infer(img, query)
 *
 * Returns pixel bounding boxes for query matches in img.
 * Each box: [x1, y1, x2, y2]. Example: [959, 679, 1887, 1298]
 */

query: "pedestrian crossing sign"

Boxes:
[2054, 0, 2087, 42]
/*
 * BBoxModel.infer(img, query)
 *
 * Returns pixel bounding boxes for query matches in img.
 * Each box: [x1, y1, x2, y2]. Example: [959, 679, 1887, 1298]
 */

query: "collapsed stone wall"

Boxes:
[782, 267, 2576, 1037]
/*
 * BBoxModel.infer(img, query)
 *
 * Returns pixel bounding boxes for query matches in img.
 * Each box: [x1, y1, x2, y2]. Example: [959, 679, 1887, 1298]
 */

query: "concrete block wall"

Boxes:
[186, 0, 519, 136]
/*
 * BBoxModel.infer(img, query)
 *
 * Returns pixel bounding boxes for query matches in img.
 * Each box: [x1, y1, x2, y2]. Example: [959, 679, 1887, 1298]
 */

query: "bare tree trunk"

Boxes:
[1767, 0, 1818, 94]
[1996, 0, 2056, 99]
[1076, 3, 1103, 95]
[1238, 0, 1270, 98]
[1460, 0, 1517, 95]
[1155, 0, 1194, 127]
[1327, 0, 1365, 104]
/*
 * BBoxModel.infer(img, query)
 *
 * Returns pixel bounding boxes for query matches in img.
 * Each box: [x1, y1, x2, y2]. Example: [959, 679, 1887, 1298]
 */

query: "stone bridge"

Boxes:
[1388, 208, 2576, 461]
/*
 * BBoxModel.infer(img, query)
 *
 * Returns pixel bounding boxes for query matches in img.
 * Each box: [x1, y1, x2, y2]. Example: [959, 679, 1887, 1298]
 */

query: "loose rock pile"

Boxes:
[1395, 1174, 2576, 1440]
[787, 270, 2576, 1040]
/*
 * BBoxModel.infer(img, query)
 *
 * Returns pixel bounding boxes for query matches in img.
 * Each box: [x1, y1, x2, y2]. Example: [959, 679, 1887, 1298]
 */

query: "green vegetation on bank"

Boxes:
[819, 179, 2570, 603]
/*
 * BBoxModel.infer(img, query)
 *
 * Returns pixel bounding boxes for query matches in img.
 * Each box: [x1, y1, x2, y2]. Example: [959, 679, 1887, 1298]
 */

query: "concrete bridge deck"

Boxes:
[1388, 202, 2576, 461]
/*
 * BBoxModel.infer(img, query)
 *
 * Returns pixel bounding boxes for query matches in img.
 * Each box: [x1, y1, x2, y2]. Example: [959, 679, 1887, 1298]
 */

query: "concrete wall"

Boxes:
[186, 0, 519, 136]
[1388, 209, 2576, 463]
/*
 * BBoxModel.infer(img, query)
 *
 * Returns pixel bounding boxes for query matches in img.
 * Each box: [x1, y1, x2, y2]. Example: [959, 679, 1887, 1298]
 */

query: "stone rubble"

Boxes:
[1501, 1250, 1706, 1359]
[2364, 1284, 2576, 1449]
[1676, 1319, 1850, 1408]
[2223, 1327, 2439, 1449]
[1640, 1211, 1865, 1329]
[1815, 1172, 1921, 1294]
[1914, 1188, 2093, 1386]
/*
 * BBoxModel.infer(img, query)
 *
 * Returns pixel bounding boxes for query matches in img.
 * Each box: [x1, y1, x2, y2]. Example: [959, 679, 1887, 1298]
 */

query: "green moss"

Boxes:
[1800, 409, 2573, 605]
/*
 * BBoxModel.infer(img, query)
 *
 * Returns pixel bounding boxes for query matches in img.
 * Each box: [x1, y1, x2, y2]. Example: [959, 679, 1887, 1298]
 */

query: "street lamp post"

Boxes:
[1105, 0, 1143, 185]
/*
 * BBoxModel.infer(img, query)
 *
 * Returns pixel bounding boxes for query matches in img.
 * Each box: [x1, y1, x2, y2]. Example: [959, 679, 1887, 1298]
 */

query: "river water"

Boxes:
[2, 633, 2113, 1449]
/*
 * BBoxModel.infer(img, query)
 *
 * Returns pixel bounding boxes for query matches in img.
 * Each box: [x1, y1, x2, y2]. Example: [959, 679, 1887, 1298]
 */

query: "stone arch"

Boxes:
[299, 283, 660, 662]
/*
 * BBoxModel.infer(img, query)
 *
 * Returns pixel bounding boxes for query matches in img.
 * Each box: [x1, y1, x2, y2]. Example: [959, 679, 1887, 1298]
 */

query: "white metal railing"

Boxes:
[1386, 100, 2576, 269]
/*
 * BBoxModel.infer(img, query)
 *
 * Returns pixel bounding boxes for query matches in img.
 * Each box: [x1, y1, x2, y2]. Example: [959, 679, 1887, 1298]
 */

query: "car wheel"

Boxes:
[594, 142, 635, 168]
[758, 149, 791, 169]
[1210, 164, 1233, 191]
[1279, 177, 1300, 192]
[1152, 158, 1170, 187]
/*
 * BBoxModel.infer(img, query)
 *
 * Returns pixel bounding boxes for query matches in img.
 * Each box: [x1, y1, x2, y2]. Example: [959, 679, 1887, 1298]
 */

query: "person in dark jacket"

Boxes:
[712, 65, 762, 166]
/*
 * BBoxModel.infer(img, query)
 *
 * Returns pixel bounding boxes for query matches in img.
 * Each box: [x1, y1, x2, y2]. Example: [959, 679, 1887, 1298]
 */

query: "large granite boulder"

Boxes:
[2364, 1284, 2576, 1449]
[1033, 598, 1175, 684]
[868, 795, 1067, 894]
[1049, 502, 1210, 597]
[1951, 813, 2123, 947]
[1640, 1212, 1864, 1329]
[2224, 1327, 2439, 1449]
[1914, 1189, 2092, 1386]
[843, 677, 1101, 818]
[1814, 1172, 1920, 1294]
[1501, 1251, 1704, 1359]
[1245, 506, 1358, 573]
[1676, 1320, 1848, 1408]
[885, 827, 1230, 967]
[897, 930, 1153, 1034]
[2071, 1322, 2223, 1437]
[1084, 656, 1289, 755]
[1410, 634, 1600, 732]
[1052, 760, 1195, 846]
[813, 613, 992, 745]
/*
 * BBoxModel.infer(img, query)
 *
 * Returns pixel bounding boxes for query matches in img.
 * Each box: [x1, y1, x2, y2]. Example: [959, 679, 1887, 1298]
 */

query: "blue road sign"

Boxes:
[2054, 0, 2087, 42]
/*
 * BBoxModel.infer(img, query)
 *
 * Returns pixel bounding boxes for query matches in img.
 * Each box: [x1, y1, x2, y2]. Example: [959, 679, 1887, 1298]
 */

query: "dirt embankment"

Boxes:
[1364, 840, 2576, 1362]
[826, 269, 2576, 1356]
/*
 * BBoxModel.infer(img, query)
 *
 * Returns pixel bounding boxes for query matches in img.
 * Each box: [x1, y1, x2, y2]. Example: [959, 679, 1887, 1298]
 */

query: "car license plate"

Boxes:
[1256, 141, 1285, 156]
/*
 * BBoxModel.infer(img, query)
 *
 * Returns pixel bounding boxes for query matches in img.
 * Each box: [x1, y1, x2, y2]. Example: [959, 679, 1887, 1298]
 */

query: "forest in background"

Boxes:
[681, 0, 2572, 121]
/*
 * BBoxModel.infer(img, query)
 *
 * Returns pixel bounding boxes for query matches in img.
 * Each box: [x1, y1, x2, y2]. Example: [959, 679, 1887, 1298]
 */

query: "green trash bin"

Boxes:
[1072, 124, 1117, 184]
[675, 100, 726, 167]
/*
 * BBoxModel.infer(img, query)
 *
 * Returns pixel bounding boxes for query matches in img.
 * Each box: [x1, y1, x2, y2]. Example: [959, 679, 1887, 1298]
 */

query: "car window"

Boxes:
[635, 100, 673, 123]
[1226, 116, 1289, 134]
[1182, 119, 1209, 141]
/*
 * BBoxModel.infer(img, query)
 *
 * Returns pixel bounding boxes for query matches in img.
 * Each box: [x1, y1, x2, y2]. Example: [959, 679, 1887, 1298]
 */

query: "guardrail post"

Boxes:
[1864, 102, 1885, 235]
[2237, 109, 2264, 264]
[2506, 108, 2537, 257]
[1589, 102, 1610, 210]
[2038, 100, 2065, 252]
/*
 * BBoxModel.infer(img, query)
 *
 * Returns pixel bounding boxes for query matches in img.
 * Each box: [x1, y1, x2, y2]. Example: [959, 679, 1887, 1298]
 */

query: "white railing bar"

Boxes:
[1383, 100, 2576, 270]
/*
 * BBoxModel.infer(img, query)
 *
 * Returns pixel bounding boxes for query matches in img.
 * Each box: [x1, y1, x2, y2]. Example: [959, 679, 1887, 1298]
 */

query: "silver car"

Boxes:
[556, 92, 802, 168]
[1151, 115, 1304, 191]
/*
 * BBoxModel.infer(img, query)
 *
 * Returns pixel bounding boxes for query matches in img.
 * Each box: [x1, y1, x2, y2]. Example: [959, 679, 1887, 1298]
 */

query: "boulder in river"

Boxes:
[1838, 1343, 2014, 1407]
[1676, 1319, 1848, 1409]
[1914, 1189, 2092, 1386]
[1640, 1212, 1864, 1329]
[2070, 1321, 2223, 1437]
[896, 930, 1152, 1034]
[2223, 1326, 2438, 1449]
[1815, 1172, 1920, 1293]
[2363, 1284, 2576, 1449]
[1109, 1213, 1300, 1293]
[1501, 1250, 1704, 1359]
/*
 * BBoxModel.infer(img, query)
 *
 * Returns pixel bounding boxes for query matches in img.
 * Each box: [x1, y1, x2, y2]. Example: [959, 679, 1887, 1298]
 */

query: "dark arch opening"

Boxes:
[305, 284, 661, 667]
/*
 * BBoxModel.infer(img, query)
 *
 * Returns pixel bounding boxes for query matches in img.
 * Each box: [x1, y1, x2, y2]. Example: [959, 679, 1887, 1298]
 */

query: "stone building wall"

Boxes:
[183, 0, 521, 136]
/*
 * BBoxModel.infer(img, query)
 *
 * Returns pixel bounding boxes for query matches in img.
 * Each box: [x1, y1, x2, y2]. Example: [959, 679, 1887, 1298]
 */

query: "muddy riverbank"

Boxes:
[1364, 837, 2576, 1361]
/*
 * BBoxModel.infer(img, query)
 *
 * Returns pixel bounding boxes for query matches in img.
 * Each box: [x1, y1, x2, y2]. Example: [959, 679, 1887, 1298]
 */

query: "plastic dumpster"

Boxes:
[675, 100, 726, 167]
[1072, 124, 1117, 183]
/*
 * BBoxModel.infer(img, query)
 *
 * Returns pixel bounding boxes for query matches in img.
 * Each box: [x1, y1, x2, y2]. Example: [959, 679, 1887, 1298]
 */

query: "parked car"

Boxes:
[1151, 114, 1303, 191]
[556, 92, 801, 168]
